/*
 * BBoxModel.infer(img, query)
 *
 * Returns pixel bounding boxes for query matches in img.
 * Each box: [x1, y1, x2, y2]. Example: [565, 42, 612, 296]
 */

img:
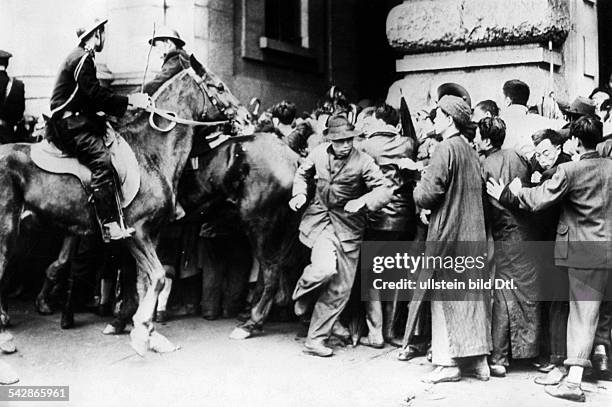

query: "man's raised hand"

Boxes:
[486, 178, 506, 201]
[289, 194, 307, 211]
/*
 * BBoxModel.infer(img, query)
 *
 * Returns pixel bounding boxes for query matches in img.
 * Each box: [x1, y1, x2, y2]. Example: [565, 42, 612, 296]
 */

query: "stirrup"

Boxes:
[102, 221, 135, 242]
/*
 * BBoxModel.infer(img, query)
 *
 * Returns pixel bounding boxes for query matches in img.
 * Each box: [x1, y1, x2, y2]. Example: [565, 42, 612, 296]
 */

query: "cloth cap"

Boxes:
[323, 114, 357, 140]
[0, 50, 12, 66]
[438, 95, 472, 127]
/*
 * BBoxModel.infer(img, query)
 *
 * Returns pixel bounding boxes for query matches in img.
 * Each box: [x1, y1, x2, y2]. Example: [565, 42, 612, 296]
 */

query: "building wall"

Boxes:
[0, 0, 362, 117]
[385, 0, 599, 111]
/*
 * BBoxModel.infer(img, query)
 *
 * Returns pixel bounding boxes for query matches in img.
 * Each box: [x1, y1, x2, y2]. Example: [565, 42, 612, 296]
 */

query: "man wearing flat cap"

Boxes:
[49, 18, 150, 242]
[143, 26, 190, 96]
[410, 95, 492, 383]
[0, 50, 25, 144]
[289, 114, 393, 357]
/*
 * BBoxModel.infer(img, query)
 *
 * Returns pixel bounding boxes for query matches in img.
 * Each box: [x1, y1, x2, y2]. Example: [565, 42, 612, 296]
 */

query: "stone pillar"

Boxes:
[384, 0, 590, 111]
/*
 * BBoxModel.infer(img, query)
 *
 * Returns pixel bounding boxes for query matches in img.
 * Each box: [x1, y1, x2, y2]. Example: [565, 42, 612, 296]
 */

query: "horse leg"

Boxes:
[36, 236, 77, 315]
[126, 231, 178, 355]
[230, 259, 280, 340]
[0, 199, 21, 383]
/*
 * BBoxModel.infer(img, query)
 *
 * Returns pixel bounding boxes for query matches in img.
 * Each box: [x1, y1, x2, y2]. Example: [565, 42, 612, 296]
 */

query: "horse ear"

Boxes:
[189, 54, 206, 76]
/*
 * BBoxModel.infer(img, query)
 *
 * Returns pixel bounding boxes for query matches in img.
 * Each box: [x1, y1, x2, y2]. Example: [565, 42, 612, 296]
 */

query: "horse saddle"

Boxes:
[30, 128, 140, 208]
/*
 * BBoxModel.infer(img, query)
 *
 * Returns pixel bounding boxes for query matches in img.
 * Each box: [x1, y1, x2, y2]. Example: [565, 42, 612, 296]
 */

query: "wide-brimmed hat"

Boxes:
[561, 96, 596, 117]
[323, 114, 358, 141]
[148, 26, 185, 47]
[437, 83, 472, 107]
[76, 18, 108, 43]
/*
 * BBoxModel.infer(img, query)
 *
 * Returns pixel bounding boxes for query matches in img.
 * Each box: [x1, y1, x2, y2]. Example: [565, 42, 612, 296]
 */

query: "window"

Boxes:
[265, 0, 302, 46]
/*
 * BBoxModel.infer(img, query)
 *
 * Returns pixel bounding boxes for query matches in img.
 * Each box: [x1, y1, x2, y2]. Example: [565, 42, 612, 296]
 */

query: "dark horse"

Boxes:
[97, 133, 306, 339]
[0, 64, 229, 381]
[177, 132, 307, 339]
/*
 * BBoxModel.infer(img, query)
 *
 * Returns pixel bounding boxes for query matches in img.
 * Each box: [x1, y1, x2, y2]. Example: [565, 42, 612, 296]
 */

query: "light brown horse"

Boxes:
[0, 64, 228, 373]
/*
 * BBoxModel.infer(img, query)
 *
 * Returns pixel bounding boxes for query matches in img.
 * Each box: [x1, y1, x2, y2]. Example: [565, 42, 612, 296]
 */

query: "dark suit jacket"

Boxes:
[0, 70, 25, 125]
[516, 151, 612, 269]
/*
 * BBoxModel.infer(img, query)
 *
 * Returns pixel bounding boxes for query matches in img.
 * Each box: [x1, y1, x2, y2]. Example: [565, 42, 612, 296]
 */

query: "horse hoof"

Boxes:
[102, 324, 123, 335]
[149, 332, 180, 353]
[35, 297, 54, 315]
[229, 326, 251, 340]
[0, 332, 16, 354]
[0, 360, 19, 385]
[129, 328, 149, 357]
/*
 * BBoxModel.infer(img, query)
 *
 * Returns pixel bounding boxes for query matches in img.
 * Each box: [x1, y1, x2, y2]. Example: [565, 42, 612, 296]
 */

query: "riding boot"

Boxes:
[92, 181, 134, 242]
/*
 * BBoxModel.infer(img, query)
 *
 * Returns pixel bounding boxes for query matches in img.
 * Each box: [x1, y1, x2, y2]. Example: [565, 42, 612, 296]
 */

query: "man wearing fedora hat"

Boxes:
[49, 18, 151, 242]
[143, 26, 190, 96]
[0, 50, 25, 144]
[289, 114, 393, 357]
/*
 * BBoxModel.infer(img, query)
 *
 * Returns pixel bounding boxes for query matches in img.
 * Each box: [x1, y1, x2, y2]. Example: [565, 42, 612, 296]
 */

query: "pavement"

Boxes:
[1, 300, 611, 407]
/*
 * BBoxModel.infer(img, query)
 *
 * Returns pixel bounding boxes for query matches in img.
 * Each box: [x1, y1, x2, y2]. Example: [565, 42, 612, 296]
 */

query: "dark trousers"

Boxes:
[595, 301, 612, 353]
[53, 115, 113, 189]
[200, 236, 251, 318]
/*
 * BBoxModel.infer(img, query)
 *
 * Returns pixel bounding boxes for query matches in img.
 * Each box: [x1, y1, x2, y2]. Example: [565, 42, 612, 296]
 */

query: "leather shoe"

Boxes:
[544, 381, 585, 402]
[462, 357, 490, 381]
[294, 299, 309, 317]
[359, 336, 384, 349]
[535, 366, 567, 386]
[303, 341, 333, 357]
[592, 353, 611, 381]
[398, 345, 425, 361]
[490, 364, 506, 377]
[422, 366, 461, 384]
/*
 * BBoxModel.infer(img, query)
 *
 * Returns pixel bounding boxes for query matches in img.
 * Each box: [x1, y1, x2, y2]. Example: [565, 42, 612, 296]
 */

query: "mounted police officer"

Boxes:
[48, 18, 150, 242]
[0, 50, 25, 144]
[143, 27, 190, 96]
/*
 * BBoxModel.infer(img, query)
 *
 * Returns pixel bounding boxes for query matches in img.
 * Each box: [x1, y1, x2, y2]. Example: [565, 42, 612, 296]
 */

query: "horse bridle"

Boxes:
[146, 68, 231, 134]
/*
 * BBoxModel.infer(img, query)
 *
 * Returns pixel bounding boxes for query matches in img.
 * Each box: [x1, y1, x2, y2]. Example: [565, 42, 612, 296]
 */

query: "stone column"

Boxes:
[384, 0, 584, 111]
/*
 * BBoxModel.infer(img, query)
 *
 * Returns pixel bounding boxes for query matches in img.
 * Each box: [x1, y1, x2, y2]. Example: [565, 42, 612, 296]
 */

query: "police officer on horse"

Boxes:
[48, 18, 150, 242]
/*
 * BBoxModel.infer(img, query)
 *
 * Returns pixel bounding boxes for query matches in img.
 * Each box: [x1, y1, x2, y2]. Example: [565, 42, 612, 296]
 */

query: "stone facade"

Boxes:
[385, 0, 599, 112]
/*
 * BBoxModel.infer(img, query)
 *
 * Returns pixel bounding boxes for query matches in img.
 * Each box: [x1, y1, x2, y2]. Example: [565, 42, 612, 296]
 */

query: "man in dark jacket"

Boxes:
[143, 27, 190, 96]
[0, 50, 25, 144]
[476, 116, 539, 377]
[289, 114, 393, 357]
[49, 18, 150, 242]
[488, 116, 612, 402]
[359, 103, 416, 348]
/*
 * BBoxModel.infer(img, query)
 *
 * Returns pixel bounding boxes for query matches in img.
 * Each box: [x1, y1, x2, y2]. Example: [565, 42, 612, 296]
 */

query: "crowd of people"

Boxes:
[273, 79, 611, 403]
[1, 19, 611, 403]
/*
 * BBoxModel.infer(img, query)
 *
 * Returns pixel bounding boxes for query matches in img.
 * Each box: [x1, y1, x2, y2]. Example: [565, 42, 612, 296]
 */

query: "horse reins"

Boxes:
[146, 69, 229, 134]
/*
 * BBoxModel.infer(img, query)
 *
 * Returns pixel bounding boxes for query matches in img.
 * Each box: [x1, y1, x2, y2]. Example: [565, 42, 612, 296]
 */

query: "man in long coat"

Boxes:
[289, 114, 393, 357]
[476, 116, 539, 377]
[143, 27, 190, 96]
[413, 95, 491, 383]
